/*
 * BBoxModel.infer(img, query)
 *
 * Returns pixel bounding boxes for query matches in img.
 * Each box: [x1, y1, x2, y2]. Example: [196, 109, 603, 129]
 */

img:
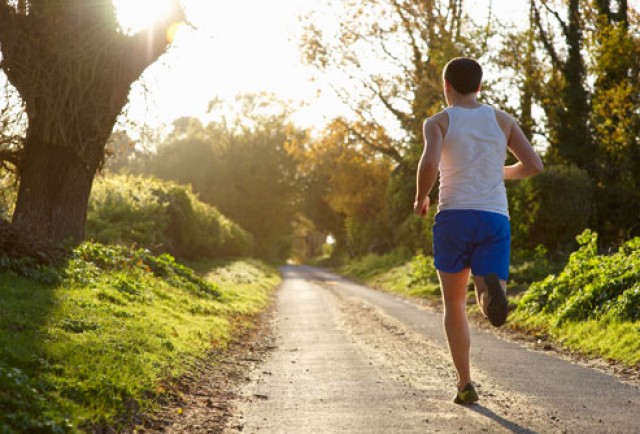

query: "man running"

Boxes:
[414, 57, 543, 405]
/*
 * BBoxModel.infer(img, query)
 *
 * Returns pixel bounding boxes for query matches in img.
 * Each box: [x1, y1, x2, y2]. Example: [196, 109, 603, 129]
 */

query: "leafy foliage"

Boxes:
[68, 242, 220, 299]
[289, 118, 395, 257]
[507, 164, 593, 251]
[408, 251, 438, 287]
[87, 174, 253, 259]
[517, 230, 640, 323]
[144, 95, 298, 259]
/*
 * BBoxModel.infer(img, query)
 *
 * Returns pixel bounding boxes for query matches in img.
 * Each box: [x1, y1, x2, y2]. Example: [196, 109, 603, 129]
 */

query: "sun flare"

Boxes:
[113, 0, 178, 34]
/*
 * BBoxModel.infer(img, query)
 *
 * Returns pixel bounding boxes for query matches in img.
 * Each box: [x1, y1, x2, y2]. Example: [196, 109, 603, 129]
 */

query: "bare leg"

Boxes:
[472, 275, 507, 317]
[438, 269, 472, 390]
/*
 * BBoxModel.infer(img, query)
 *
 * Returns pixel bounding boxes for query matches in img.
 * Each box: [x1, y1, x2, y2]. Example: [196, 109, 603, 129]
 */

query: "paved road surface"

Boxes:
[226, 266, 640, 433]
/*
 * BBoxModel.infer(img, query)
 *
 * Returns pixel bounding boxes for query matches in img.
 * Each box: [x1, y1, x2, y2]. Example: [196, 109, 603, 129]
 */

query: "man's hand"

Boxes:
[413, 196, 430, 217]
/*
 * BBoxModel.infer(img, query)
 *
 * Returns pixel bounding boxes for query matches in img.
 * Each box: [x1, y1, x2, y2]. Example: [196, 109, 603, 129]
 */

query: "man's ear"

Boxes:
[477, 83, 483, 94]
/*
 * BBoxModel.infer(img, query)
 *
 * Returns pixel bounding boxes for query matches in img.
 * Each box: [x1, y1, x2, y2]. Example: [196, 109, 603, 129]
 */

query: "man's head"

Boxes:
[443, 57, 483, 95]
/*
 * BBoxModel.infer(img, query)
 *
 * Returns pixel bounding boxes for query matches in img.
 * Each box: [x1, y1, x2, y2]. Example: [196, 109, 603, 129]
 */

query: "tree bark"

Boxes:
[12, 126, 105, 242]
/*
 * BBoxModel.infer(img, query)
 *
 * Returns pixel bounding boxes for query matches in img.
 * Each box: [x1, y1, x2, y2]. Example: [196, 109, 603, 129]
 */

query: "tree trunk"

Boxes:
[12, 133, 103, 243]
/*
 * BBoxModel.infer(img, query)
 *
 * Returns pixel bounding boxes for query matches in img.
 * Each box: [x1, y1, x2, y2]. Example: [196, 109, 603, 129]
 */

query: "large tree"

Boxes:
[590, 0, 640, 241]
[0, 0, 184, 245]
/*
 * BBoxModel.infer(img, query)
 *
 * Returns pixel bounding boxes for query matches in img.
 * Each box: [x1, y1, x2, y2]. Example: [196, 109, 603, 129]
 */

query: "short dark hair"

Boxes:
[443, 57, 483, 95]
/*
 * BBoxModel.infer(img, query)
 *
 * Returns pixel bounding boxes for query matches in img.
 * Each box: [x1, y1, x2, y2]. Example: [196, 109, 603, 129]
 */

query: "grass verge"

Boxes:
[0, 243, 279, 433]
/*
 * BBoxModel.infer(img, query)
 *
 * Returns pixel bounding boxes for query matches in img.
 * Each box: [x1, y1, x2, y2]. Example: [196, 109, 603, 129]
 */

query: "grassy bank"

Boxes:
[339, 233, 640, 368]
[0, 243, 279, 433]
[512, 231, 640, 366]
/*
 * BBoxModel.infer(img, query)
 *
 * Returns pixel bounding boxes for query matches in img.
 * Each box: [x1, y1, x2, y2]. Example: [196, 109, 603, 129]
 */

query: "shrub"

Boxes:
[394, 210, 436, 256]
[87, 175, 167, 248]
[517, 230, 640, 323]
[408, 251, 438, 286]
[341, 247, 412, 279]
[508, 164, 593, 251]
[88, 175, 253, 258]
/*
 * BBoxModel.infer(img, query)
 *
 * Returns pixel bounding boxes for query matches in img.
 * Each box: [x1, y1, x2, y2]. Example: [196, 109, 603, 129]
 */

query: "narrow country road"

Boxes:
[225, 265, 639, 433]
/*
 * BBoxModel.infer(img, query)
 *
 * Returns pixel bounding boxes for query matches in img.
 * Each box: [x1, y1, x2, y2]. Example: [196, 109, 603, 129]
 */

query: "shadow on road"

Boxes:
[466, 405, 539, 434]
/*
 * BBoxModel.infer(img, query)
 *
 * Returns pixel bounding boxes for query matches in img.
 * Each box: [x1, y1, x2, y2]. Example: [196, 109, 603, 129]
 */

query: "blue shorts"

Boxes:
[432, 210, 510, 280]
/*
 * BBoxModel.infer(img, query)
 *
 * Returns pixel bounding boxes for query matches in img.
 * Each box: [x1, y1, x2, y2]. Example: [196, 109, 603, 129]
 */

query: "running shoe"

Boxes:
[485, 273, 508, 327]
[453, 383, 479, 405]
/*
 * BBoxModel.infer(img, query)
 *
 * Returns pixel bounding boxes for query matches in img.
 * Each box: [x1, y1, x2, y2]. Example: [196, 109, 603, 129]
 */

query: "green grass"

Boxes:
[342, 252, 440, 299]
[0, 245, 279, 433]
[510, 311, 640, 366]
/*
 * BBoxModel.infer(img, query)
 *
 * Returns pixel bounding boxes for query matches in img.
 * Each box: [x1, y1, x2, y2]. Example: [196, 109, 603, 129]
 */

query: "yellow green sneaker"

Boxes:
[453, 383, 479, 405]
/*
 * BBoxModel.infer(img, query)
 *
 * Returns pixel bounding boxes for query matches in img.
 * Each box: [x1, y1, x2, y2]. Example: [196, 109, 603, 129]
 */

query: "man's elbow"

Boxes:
[532, 159, 544, 175]
[525, 157, 544, 177]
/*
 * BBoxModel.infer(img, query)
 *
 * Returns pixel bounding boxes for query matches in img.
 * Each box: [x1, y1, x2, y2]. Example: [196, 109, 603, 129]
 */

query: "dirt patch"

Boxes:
[121, 307, 278, 434]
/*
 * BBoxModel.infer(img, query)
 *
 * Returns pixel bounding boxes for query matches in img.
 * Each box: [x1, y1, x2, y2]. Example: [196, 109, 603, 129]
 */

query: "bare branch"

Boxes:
[539, 0, 570, 37]
[532, 2, 564, 71]
[389, 0, 423, 80]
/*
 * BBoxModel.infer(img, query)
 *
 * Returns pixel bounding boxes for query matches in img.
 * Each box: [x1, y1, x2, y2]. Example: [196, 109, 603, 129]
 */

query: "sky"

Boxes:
[117, 0, 638, 134]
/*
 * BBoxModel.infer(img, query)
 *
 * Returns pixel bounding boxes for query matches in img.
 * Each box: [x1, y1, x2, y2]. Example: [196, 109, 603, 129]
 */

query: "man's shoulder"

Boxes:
[429, 110, 449, 122]
[424, 110, 449, 128]
[424, 111, 449, 134]
[491, 108, 517, 136]
[490, 107, 515, 123]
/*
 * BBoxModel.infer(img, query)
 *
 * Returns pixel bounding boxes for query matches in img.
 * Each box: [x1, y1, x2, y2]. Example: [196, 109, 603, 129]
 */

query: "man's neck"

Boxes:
[447, 93, 480, 108]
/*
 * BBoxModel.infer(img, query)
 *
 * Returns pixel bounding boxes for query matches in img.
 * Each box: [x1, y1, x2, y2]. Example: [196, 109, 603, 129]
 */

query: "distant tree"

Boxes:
[0, 0, 184, 246]
[147, 94, 299, 259]
[302, 0, 476, 151]
[289, 118, 393, 255]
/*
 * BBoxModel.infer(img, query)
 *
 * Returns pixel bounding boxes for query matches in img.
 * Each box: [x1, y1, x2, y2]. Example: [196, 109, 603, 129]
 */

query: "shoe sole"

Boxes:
[453, 395, 479, 405]
[485, 273, 508, 327]
[453, 384, 479, 405]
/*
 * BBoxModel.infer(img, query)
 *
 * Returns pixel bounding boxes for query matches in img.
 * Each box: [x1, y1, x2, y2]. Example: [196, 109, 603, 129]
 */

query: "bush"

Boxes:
[341, 247, 412, 279]
[394, 210, 436, 256]
[87, 175, 167, 248]
[88, 175, 253, 258]
[517, 230, 640, 323]
[408, 251, 438, 286]
[508, 164, 593, 251]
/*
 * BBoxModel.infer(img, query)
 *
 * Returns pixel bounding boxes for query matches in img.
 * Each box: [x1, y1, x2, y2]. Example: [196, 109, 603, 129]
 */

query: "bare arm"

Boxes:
[414, 116, 444, 215]
[501, 114, 544, 180]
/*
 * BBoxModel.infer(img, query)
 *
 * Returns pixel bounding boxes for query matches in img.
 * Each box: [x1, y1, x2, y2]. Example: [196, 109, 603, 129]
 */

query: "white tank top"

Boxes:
[437, 104, 509, 217]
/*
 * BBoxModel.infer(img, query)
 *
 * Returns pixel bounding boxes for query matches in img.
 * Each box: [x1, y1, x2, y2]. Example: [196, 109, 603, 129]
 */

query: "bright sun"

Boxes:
[113, 0, 178, 34]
